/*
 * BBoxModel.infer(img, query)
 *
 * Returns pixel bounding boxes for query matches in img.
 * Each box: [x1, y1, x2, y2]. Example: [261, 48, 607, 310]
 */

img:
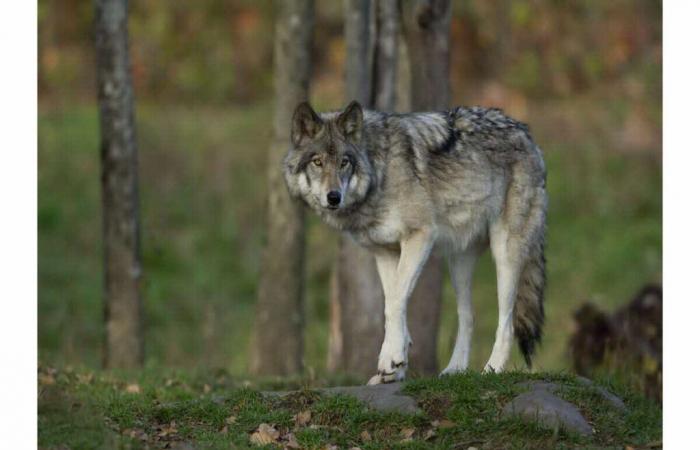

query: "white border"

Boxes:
[0, 0, 38, 447]
[664, 1, 700, 448]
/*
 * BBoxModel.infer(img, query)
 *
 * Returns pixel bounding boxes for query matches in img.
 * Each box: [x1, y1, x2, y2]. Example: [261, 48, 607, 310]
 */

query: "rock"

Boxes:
[576, 376, 628, 411]
[265, 382, 419, 413]
[516, 379, 626, 412]
[502, 389, 593, 436]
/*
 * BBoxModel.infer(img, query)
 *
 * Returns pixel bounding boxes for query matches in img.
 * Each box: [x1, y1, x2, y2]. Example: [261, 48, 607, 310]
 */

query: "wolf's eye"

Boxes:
[340, 157, 349, 168]
[312, 157, 322, 167]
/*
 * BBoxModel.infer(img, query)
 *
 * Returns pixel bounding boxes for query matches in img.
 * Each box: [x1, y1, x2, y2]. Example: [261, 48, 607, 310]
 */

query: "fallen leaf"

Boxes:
[77, 373, 94, 384]
[122, 428, 148, 441]
[38, 373, 55, 385]
[283, 432, 301, 449]
[399, 427, 415, 441]
[157, 421, 178, 438]
[424, 428, 437, 440]
[360, 430, 372, 442]
[250, 423, 280, 446]
[225, 415, 237, 425]
[220, 425, 228, 434]
[125, 383, 141, 394]
[431, 419, 456, 429]
[203, 383, 212, 394]
[294, 410, 312, 427]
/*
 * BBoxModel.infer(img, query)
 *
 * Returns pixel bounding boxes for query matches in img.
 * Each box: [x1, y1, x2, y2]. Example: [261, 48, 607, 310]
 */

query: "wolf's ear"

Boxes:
[336, 100, 363, 141]
[291, 102, 323, 147]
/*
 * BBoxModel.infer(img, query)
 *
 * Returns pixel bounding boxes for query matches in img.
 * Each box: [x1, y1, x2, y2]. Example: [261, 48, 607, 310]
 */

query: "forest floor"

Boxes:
[38, 364, 661, 449]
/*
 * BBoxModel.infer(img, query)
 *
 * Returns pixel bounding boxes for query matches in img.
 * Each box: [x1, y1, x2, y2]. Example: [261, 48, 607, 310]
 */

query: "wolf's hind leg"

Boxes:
[368, 230, 434, 385]
[441, 246, 481, 376]
[484, 221, 523, 373]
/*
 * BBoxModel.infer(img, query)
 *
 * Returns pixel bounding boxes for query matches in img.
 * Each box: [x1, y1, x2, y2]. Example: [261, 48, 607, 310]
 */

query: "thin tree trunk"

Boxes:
[402, 0, 452, 375]
[251, 0, 314, 376]
[328, 0, 402, 376]
[328, 0, 381, 376]
[94, 0, 144, 369]
[372, 0, 400, 111]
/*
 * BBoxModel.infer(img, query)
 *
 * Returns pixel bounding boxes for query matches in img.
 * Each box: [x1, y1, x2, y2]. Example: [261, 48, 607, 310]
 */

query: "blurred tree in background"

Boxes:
[250, 0, 315, 376]
[94, 0, 143, 369]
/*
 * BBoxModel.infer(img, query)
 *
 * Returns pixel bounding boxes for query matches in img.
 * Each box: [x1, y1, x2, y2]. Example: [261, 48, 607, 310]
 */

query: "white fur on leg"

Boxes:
[441, 248, 479, 376]
[484, 224, 521, 373]
[369, 231, 434, 384]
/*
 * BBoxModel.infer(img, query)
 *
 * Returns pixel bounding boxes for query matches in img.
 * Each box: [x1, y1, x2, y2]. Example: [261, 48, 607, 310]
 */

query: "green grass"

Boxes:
[38, 97, 661, 375]
[38, 365, 661, 449]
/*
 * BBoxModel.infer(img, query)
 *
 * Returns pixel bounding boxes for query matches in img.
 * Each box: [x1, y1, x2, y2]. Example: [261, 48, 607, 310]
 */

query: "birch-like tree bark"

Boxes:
[402, 0, 452, 375]
[251, 0, 314, 376]
[94, 0, 144, 369]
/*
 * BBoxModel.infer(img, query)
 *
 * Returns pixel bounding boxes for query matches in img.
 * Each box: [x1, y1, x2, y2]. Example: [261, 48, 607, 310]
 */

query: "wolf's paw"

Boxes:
[439, 365, 467, 377]
[367, 363, 407, 385]
[375, 336, 409, 384]
[482, 362, 505, 374]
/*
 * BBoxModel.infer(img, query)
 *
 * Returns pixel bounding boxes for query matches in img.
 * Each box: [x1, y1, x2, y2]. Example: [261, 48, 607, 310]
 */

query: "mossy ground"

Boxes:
[38, 365, 661, 449]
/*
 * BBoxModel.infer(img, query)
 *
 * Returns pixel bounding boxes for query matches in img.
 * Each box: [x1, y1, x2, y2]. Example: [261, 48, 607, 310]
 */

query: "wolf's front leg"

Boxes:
[368, 231, 435, 385]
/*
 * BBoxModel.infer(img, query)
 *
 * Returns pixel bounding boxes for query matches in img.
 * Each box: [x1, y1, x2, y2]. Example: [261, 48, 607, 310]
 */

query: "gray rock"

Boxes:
[264, 382, 419, 413]
[502, 389, 593, 436]
[515, 380, 562, 393]
[323, 382, 420, 413]
[576, 376, 627, 411]
[517, 378, 627, 412]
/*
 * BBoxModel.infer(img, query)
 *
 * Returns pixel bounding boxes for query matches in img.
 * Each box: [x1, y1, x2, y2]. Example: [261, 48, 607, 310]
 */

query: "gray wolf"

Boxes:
[283, 101, 547, 384]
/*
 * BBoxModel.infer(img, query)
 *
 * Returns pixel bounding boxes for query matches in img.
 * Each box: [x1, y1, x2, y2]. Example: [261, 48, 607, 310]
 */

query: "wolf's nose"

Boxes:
[327, 191, 341, 206]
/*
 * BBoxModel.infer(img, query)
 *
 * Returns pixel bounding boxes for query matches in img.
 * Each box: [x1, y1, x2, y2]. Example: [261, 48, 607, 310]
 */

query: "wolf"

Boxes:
[283, 100, 547, 385]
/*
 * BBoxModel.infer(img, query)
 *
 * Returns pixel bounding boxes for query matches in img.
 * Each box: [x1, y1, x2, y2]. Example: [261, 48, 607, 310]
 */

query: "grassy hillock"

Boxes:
[39, 365, 661, 449]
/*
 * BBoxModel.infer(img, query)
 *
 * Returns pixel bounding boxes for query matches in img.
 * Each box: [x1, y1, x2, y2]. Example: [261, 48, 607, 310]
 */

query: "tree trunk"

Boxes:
[251, 0, 314, 376]
[328, 0, 402, 377]
[401, 0, 452, 375]
[94, 0, 144, 369]
[372, 0, 400, 111]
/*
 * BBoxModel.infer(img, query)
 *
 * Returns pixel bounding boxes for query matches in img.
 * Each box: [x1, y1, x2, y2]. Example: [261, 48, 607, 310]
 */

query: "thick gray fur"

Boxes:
[284, 101, 547, 373]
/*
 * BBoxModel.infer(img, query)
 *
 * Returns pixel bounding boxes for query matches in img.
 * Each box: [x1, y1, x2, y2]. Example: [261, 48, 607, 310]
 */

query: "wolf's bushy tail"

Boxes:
[514, 234, 546, 368]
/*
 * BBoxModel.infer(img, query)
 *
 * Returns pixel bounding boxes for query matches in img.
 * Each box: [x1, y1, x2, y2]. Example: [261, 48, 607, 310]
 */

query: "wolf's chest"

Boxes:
[347, 209, 407, 249]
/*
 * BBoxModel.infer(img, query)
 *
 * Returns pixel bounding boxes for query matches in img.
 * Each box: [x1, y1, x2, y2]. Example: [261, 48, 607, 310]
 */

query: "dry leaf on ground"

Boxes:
[432, 419, 456, 429]
[294, 410, 312, 427]
[125, 383, 141, 394]
[400, 427, 415, 441]
[250, 423, 280, 446]
[157, 421, 178, 438]
[360, 430, 372, 442]
[283, 432, 301, 449]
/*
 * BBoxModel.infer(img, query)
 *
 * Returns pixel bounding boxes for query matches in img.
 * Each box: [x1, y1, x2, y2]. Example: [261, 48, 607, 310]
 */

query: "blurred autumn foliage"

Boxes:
[39, 0, 661, 107]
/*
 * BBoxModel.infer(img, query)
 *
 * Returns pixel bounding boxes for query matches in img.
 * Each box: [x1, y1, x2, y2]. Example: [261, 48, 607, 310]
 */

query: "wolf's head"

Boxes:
[283, 101, 374, 215]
